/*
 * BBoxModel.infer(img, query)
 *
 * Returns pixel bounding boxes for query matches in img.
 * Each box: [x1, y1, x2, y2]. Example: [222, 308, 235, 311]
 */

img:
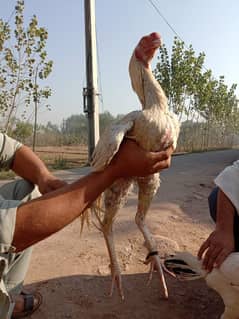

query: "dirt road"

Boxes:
[22, 149, 238, 319]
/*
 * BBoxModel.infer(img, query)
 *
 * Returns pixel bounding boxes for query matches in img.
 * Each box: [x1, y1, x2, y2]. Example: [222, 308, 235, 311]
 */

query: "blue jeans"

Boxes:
[208, 187, 239, 251]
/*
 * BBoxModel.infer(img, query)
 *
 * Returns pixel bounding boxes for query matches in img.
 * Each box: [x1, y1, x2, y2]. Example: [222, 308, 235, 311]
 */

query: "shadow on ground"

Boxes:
[26, 272, 223, 319]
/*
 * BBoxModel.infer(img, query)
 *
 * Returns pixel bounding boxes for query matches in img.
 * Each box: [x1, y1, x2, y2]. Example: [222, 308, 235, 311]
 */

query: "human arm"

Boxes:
[12, 138, 172, 193]
[197, 159, 239, 271]
[198, 188, 235, 271]
[13, 139, 173, 252]
[0, 133, 66, 194]
[12, 144, 67, 194]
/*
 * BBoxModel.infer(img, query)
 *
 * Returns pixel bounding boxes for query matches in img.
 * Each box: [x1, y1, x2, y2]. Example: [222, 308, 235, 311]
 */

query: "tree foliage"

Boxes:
[12, 120, 33, 142]
[60, 112, 118, 144]
[0, 0, 53, 135]
[154, 37, 239, 149]
[154, 37, 238, 124]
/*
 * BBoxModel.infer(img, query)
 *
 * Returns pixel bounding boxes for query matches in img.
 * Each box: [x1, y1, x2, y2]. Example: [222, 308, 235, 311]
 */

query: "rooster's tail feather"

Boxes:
[80, 194, 105, 234]
[164, 252, 205, 281]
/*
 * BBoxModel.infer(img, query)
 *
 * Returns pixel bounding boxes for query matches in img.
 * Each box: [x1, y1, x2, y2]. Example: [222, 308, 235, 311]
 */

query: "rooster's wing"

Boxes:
[91, 112, 143, 171]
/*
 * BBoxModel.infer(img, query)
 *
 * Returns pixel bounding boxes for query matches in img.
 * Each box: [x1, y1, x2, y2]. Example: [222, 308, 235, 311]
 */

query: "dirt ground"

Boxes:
[21, 149, 239, 319]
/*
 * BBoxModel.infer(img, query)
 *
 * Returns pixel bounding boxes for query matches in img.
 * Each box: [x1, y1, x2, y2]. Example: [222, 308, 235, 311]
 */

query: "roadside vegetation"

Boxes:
[0, 1, 238, 178]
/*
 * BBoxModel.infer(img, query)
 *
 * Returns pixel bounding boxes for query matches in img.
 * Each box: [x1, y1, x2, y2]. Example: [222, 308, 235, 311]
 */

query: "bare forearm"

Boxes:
[13, 166, 116, 251]
[216, 189, 235, 233]
[198, 188, 236, 270]
[12, 139, 174, 252]
[11, 145, 50, 184]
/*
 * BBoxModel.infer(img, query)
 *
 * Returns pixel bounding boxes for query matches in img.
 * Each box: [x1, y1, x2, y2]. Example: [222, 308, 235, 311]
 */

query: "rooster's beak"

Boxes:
[151, 38, 161, 49]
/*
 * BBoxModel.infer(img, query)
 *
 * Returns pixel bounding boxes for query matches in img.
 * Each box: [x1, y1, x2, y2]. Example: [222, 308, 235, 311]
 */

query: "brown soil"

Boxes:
[23, 150, 238, 319]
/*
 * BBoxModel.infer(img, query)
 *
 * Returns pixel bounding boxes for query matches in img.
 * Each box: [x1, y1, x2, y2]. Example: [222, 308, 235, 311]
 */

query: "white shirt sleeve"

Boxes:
[214, 160, 239, 213]
[0, 134, 22, 170]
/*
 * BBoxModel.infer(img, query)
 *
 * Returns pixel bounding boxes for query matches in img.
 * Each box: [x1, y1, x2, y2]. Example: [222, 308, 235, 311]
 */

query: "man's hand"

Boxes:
[198, 189, 235, 272]
[197, 229, 234, 272]
[37, 172, 67, 194]
[109, 139, 174, 179]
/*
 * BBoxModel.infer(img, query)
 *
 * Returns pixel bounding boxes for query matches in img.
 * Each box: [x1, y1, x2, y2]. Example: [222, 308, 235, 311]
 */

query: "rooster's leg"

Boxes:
[99, 179, 132, 300]
[101, 222, 124, 299]
[135, 174, 168, 299]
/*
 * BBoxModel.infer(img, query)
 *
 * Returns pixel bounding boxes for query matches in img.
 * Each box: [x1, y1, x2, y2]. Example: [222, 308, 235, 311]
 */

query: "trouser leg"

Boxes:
[0, 180, 41, 295]
[0, 179, 36, 202]
[208, 186, 239, 251]
[3, 247, 33, 295]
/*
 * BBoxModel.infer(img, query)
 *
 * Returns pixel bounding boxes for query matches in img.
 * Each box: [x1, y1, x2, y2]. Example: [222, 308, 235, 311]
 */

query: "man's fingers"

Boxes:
[203, 245, 221, 271]
[213, 249, 230, 268]
[201, 248, 211, 270]
[151, 158, 171, 173]
[151, 151, 169, 163]
[198, 239, 210, 259]
[151, 148, 174, 170]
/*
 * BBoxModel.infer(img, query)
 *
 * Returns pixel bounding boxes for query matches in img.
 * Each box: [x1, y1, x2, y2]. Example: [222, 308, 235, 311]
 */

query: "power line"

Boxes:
[147, 0, 184, 43]
[147, 0, 210, 73]
[96, 28, 105, 113]
[6, 8, 16, 24]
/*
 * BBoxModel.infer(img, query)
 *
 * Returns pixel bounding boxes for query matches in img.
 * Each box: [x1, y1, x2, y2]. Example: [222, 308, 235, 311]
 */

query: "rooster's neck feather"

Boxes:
[129, 54, 168, 111]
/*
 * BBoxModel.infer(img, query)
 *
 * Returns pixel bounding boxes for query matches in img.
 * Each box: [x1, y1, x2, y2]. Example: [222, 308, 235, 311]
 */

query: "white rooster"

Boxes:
[89, 32, 180, 300]
[164, 252, 239, 319]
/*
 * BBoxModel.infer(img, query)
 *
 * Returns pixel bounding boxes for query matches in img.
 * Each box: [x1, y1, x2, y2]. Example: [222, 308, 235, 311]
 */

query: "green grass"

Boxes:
[0, 170, 16, 180]
[50, 156, 70, 170]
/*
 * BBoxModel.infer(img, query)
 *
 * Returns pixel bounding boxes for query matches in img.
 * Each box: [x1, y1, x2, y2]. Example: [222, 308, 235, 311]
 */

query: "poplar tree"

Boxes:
[0, 0, 53, 150]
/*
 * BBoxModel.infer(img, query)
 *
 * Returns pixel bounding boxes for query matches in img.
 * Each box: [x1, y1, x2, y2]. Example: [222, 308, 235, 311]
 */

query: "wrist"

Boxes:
[103, 163, 119, 184]
[216, 210, 234, 233]
[37, 166, 52, 184]
[216, 223, 233, 233]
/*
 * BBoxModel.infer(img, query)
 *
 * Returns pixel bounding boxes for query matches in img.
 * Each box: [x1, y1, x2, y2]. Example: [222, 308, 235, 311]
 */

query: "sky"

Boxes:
[1, 0, 239, 126]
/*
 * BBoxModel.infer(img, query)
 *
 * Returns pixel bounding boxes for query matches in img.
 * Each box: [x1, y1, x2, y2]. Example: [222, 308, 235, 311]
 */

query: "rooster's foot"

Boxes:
[144, 251, 169, 299]
[109, 267, 124, 300]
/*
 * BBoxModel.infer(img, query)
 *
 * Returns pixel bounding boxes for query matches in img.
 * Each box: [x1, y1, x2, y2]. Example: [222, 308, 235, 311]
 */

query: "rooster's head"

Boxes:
[129, 32, 168, 111]
[134, 32, 161, 68]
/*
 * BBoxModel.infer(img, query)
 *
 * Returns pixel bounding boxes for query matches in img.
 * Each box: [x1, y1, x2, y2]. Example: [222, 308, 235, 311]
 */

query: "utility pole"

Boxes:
[83, 0, 100, 160]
